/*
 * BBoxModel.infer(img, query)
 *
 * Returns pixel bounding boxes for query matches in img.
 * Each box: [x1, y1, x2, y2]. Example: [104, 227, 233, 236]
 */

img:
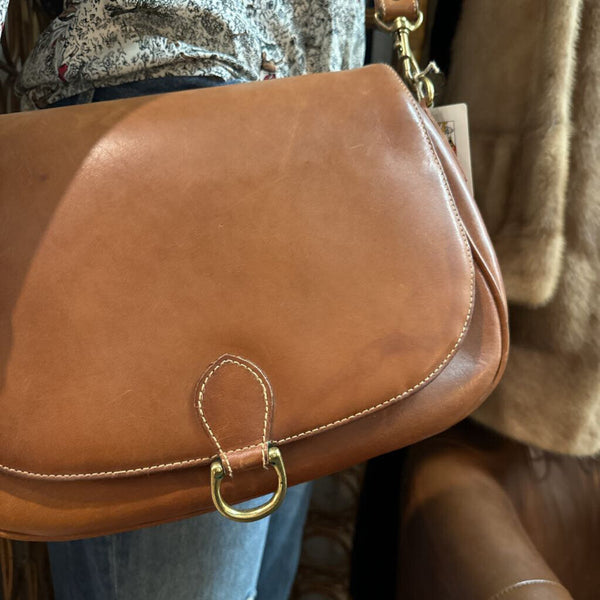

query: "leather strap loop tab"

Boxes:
[375, 0, 419, 22]
[196, 354, 274, 478]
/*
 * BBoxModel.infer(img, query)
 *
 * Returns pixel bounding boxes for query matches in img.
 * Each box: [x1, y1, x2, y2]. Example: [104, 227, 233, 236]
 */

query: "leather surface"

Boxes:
[196, 354, 274, 475]
[420, 103, 509, 390]
[397, 421, 600, 599]
[0, 64, 508, 540]
[374, 0, 420, 22]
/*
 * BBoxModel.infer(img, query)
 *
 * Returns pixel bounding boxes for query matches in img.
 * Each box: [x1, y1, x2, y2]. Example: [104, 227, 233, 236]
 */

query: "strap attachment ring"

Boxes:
[374, 9, 440, 107]
[210, 445, 288, 522]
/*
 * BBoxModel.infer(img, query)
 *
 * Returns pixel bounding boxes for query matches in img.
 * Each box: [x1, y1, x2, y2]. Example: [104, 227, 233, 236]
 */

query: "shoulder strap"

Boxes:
[374, 0, 420, 23]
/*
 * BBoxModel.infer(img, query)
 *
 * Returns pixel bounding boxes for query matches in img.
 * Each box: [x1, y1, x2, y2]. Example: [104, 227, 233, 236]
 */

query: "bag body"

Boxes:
[0, 64, 508, 540]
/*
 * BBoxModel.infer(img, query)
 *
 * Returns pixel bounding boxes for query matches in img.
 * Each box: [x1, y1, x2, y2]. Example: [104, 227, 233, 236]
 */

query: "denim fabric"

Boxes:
[49, 484, 313, 600]
[47, 75, 242, 107]
[46, 76, 313, 599]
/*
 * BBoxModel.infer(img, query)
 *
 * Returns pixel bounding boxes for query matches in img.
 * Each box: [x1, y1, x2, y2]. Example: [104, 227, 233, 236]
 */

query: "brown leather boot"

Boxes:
[397, 421, 599, 599]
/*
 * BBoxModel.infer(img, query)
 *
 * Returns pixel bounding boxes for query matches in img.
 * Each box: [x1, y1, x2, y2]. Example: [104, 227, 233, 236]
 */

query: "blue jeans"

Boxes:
[46, 76, 313, 600]
[49, 486, 312, 600]
[47, 75, 242, 106]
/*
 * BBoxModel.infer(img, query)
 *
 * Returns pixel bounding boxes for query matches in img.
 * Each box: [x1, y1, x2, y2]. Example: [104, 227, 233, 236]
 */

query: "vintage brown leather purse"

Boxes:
[0, 1, 508, 540]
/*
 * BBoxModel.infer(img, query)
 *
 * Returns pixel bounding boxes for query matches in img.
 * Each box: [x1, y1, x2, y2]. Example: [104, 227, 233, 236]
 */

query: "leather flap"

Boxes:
[0, 65, 473, 480]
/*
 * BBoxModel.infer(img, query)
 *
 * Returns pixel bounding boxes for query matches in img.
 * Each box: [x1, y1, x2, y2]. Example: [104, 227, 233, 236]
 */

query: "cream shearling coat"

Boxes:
[445, 0, 600, 455]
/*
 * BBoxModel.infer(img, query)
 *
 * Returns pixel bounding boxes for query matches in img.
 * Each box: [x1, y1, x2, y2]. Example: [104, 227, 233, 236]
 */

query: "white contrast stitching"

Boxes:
[196, 361, 233, 477]
[196, 357, 270, 477]
[0, 67, 474, 482]
[0, 441, 273, 481]
[275, 67, 476, 445]
[221, 358, 271, 470]
[0, 457, 211, 480]
[260, 366, 270, 468]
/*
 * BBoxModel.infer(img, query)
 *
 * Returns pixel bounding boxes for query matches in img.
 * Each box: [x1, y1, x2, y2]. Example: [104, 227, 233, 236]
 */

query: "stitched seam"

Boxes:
[0, 457, 211, 479]
[196, 360, 233, 477]
[220, 358, 271, 469]
[260, 370, 270, 468]
[0, 442, 272, 480]
[412, 0, 418, 20]
[488, 580, 566, 600]
[197, 358, 269, 477]
[269, 65, 478, 446]
[0, 67, 474, 481]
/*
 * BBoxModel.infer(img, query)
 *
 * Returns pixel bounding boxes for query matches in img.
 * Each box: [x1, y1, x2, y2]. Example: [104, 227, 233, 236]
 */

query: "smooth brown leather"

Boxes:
[0, 64, 508, 540]
[398, 421, 599, 599]
[374, 0, 420, 22]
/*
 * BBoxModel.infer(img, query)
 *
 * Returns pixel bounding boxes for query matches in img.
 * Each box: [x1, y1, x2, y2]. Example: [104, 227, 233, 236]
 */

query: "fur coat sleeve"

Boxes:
[445, 0, 600, 456]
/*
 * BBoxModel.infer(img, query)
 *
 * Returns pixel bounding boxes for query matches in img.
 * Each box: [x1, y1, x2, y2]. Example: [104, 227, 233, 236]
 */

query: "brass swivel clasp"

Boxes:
[374, 10, 440, 107]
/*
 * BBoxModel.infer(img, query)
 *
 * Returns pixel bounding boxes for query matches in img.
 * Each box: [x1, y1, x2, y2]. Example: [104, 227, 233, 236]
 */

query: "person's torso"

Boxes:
[17, 0, 366, 108]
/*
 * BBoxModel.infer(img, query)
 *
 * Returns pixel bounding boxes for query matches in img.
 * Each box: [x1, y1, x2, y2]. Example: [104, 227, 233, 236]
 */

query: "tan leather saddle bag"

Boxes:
[0, 64, 508, 540]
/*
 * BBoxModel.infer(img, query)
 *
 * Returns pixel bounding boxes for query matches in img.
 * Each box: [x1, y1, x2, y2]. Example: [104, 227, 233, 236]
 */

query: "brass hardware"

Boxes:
[210, 446, 287, 522]
[374, 10, 440, 107]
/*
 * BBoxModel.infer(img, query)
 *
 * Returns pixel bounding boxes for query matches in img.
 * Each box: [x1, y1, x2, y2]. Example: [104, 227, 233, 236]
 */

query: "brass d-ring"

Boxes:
[210, 446, 287, 522]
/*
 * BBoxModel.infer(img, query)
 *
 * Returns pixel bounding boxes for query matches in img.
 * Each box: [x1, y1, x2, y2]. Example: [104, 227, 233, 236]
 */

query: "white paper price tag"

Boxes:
[431, 103, 473, 195]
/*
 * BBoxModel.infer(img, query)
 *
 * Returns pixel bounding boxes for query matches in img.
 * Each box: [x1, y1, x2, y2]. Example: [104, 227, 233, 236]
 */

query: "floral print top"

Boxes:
[0, 0, 365, 109]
